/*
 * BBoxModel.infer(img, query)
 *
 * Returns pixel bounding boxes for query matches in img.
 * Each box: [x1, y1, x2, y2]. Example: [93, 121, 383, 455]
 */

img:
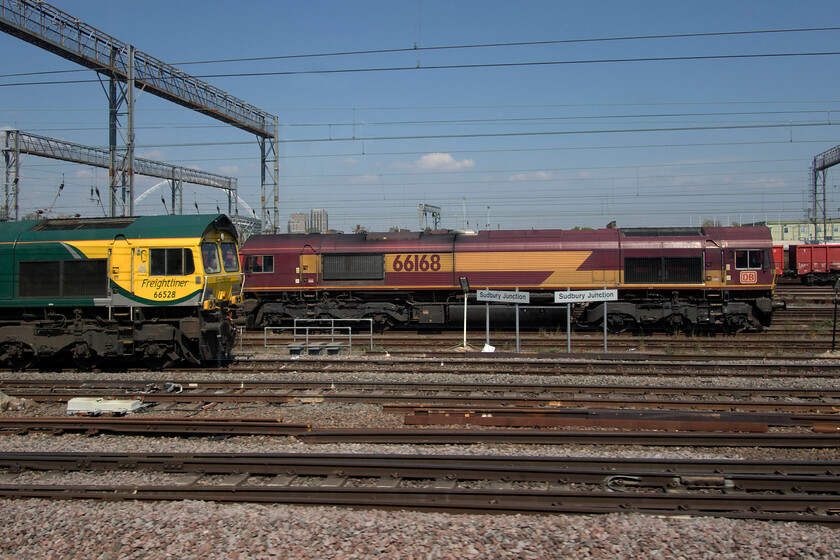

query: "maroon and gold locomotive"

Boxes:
[240, 225, 777, 333]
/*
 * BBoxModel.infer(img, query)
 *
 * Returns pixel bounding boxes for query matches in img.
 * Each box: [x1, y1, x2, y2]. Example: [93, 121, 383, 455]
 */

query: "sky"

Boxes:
[1, 0, 840, 233]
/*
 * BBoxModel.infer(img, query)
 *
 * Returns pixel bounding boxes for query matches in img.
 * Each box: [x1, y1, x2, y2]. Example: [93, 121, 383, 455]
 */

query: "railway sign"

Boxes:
[554, 289, 618, 304]
[476, 289, 531, 304]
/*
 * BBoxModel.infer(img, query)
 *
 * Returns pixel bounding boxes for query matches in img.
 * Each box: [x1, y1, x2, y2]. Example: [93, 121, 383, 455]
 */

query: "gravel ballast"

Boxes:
[2, 355, 840, 558]
[2, 499, 839, 560]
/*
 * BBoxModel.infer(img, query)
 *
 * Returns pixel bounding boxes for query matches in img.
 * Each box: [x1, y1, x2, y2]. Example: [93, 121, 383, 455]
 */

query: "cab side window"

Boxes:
[246, 255, 274, 273]
[201, 243, 221, 274]
[735, 249, 763, 270]
[150, 248, 195, 276]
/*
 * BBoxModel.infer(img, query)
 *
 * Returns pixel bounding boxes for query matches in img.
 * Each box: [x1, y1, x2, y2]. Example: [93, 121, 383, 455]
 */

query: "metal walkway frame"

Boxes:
[0, 0, 279, 230]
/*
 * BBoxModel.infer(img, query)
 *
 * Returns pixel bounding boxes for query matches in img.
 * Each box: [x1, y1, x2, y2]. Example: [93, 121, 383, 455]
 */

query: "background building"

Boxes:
[288, 212, 309, 233]
[287, 209, 329, 233]
[756, 219, 840, 245]
[310, 209, 328, 233]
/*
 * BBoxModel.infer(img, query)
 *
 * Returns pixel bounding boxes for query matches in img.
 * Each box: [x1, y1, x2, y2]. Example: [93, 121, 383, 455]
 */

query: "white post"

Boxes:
[515, 287, 520, 353]
[463, 292, 468, 349]
[566, 287, 571, 353]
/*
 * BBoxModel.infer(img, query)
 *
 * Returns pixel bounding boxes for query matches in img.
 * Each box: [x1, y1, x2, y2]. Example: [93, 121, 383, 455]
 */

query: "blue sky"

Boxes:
[2, 0, 840, 232]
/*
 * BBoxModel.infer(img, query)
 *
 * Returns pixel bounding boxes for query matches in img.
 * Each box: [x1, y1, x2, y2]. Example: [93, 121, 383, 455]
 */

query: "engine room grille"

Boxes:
[625, 257, 702, 284]
[322, 254, 384, 281]
[19, 259, 108, 298]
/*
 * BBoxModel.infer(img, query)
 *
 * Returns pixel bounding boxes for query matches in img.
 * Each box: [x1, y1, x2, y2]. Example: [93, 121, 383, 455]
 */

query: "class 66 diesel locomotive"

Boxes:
[240, 225, 780, 335]
[0, 214, 242, 370]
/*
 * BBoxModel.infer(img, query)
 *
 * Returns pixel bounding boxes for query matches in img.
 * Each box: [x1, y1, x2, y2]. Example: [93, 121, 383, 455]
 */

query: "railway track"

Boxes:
[4, 379, 840, 414]
[243, 329, 839, 356]
[231, 283, 840, 356]
[229, 356, 840, 377]
[1, 452, 839, 521]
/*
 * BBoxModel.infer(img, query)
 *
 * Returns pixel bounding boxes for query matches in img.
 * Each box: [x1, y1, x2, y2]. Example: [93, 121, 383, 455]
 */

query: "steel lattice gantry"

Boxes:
[3, 130, 237, 220]
[0, 0, 279, 231]
[811, 145, 840, 243]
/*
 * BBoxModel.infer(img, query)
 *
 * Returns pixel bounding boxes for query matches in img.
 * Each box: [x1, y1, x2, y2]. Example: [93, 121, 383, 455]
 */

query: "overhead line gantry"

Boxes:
[3, 130, 238, 219]
[811, 144, 840, 243]
[0, 0, 279, 232]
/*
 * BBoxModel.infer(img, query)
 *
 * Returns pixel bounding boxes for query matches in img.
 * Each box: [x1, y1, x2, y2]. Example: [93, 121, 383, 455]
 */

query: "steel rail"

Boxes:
[9, 390, 840, 414]
[4, 378, 839, 399]
[2, 418, 840, 446]
[4, 380, 840, 414]
[2, 451, 839, 477]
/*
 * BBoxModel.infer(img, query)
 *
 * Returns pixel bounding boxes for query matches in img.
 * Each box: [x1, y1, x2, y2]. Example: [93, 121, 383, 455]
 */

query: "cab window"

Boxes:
[735, 249, 763, 270]
[246, 255, 274, 273]
[221, 242, 240, 272]
[150, 248, 195, 276]
[201, 243, 221, 274]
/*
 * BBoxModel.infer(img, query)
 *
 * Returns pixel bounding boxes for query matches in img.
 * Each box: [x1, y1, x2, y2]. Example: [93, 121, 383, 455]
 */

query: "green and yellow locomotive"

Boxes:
[0, 214, 241, 369]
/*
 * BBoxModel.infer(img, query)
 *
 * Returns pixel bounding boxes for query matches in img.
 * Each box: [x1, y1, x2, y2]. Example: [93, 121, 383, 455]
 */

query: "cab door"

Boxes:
[108, 236, 134, 295]
[298, 245, 319, 286]
[704, 240, 724, 287]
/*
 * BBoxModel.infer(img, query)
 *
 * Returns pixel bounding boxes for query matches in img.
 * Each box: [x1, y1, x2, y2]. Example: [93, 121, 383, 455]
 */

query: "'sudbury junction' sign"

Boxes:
[554, 288, 618, 353]
[554, 289, 617, 304]
[471, 287, 617, 353]
[477, 289, 531, 304]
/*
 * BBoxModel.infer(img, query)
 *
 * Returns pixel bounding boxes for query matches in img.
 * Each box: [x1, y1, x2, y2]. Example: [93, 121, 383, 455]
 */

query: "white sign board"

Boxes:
[476, 289, 531, 304]
[554, 289, 618, 304]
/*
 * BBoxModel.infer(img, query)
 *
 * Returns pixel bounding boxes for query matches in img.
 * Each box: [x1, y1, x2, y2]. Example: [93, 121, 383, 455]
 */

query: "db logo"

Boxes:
[740, 270, 757, 284]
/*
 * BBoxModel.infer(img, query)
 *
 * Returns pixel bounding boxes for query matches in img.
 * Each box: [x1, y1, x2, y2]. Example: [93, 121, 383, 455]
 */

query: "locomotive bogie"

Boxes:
[240, 226, 776, 334]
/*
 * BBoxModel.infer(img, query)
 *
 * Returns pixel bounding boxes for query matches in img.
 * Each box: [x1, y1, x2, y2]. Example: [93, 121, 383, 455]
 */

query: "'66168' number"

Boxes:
[392, 254, 441, 272]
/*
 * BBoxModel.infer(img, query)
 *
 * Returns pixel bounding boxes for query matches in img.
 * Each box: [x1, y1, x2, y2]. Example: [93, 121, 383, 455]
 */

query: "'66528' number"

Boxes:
[392, 254, 441, 272]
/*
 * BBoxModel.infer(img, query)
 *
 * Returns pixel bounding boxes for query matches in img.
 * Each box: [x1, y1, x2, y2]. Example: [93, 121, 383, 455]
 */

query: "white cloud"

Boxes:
[340, 157, 358, 166]
[510, 171, 555, 181]
[416, 153, 475, 171]
[217, 165, 240, 175]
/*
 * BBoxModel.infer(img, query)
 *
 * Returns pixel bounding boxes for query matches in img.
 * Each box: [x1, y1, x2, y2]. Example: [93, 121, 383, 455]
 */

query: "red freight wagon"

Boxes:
[794, 244, 840, 285]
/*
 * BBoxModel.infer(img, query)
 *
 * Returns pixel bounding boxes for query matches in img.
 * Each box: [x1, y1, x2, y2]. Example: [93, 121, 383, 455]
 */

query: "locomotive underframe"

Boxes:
[245, 287, 773, 334]
[0, 306, 235, 370]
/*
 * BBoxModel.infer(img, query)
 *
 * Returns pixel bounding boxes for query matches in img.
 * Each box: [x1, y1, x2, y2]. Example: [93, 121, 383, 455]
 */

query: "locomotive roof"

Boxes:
[0, 214, 237, 242]
[241, 225, 771, 250]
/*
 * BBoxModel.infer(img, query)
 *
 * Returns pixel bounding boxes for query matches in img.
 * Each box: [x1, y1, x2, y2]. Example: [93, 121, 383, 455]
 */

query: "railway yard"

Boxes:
[0, 283, 837, 558]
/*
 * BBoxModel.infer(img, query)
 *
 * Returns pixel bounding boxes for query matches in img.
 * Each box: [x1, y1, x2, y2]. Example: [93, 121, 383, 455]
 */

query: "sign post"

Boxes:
[554, 288, 618, 353]
[476, 288, 531, 352]
[459, 277, 470, 350]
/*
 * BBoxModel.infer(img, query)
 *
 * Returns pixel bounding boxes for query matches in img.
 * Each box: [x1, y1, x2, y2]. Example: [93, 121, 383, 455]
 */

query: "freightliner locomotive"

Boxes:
[0, 214, 241, 369]
[240, 226, 777, 334]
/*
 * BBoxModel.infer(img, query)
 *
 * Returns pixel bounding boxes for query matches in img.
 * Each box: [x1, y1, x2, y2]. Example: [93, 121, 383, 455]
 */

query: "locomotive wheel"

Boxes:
[721, 316, 748, 335]
[662, 314, 690, 335]
[71, 343, 100, 372]
[606, 313, 636, 334]
[0, 342, 35, 371]
[141, 343, 179, 370]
